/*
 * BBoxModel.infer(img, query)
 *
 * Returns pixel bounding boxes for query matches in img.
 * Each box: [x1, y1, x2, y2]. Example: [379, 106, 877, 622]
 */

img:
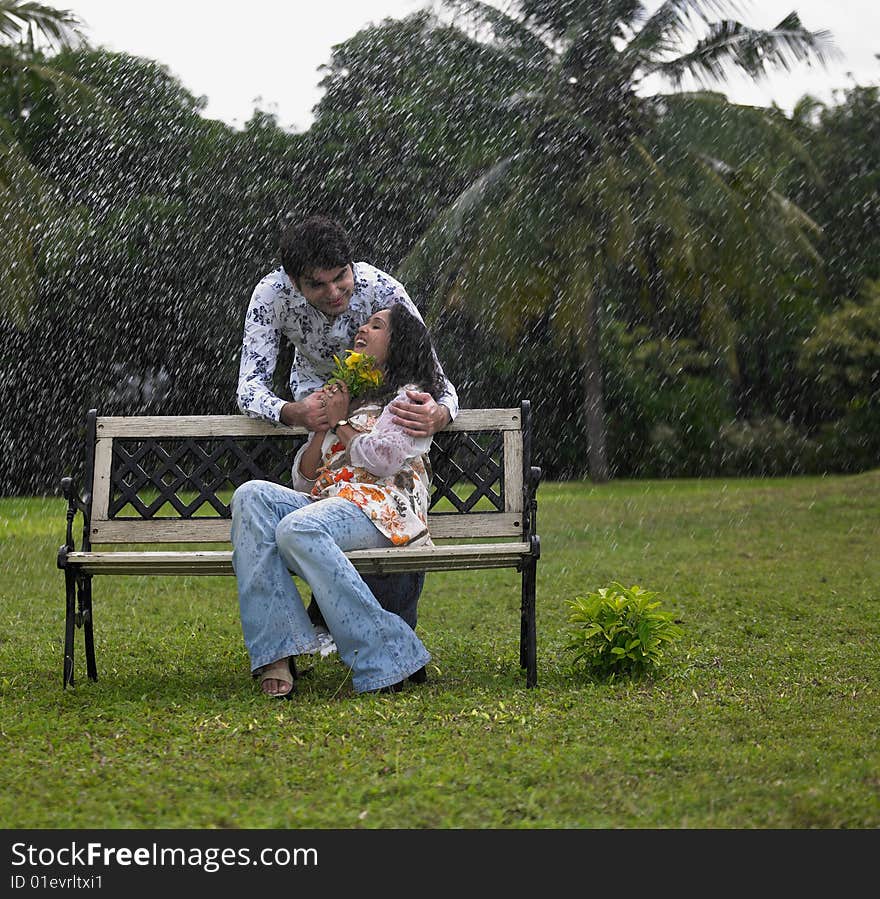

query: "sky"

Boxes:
[60, 0, 879, 131]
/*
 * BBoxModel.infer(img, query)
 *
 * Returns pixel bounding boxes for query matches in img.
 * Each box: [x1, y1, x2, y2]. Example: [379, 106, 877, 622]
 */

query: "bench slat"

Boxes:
[65, 543, 532, 576]
[92, 438, 113, 523]
[88, 511, 524, 544]
[95, 408, 522, 438]
[503, 430, 523, 512]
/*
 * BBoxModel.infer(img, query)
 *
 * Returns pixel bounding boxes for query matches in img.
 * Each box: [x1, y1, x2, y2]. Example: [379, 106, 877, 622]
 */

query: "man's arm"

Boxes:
[237, 276, 332, 430]
[349, 389, 434, 476]
[388, 390, 452, 437]
[236, 278, 287, 422]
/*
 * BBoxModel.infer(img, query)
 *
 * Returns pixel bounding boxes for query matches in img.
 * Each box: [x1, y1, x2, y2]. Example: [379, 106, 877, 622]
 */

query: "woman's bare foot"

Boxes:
[257, 658, 295, 697]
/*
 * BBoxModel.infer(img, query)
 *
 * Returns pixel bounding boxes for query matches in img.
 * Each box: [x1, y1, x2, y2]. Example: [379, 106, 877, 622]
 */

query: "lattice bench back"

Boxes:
[80, 407, 530, 548]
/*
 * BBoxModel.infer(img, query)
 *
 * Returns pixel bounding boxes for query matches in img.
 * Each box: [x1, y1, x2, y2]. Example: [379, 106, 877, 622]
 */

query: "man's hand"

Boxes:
[280, 391, 331, 432]
[389, 390, 450, 437]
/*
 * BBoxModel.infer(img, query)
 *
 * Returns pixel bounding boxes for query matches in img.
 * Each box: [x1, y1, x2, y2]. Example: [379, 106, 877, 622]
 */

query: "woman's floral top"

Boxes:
[291, 385, 434, 547]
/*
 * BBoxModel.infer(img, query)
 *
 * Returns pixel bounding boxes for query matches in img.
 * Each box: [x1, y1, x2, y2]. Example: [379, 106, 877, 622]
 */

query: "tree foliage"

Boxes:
[398, 0, 833, 481]
[0, 4, 877, 494]
[0, 0, 86, 326]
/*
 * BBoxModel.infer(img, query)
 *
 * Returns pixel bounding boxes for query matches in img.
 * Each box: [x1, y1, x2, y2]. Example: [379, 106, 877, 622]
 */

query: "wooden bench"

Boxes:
[58, 403, 542, 690]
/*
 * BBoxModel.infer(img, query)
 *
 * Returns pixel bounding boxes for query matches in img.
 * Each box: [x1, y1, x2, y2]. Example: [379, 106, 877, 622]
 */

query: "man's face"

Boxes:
[296, 264, 354, 318]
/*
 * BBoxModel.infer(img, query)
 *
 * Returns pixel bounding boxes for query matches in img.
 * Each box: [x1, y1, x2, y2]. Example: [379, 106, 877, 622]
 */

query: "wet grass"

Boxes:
[0, 472, 878, 829]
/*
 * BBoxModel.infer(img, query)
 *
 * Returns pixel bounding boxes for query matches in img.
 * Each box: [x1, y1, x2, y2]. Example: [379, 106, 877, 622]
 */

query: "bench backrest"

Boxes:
[79, 405, 533, 547]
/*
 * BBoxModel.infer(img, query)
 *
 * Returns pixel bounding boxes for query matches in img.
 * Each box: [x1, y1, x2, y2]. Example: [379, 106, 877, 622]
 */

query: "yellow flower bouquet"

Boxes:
[326, 350, 383, 398]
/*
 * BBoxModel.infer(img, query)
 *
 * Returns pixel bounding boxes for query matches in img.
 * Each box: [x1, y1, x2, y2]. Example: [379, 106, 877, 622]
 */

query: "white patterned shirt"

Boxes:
[236, 262, 459, 422]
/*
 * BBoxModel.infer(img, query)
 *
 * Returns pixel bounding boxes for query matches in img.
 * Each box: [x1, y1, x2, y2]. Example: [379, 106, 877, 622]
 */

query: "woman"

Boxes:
[230, 304, 444, 698]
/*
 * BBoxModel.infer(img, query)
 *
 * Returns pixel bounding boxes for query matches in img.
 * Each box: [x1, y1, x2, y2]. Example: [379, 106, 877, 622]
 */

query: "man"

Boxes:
[237, 214, 459, 645]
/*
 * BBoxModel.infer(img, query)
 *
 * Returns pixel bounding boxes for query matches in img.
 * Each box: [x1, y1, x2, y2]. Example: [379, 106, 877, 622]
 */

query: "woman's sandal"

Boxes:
[256, 657, 296, 698]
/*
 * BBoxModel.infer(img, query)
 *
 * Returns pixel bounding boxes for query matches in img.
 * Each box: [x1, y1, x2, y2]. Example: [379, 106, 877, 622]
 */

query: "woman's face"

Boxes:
[353, 309, 392, 368]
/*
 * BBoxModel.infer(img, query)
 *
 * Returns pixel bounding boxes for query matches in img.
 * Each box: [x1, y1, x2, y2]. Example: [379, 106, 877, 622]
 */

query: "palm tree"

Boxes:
[1, 1, 85, 326]
[397, 0, 835, 481]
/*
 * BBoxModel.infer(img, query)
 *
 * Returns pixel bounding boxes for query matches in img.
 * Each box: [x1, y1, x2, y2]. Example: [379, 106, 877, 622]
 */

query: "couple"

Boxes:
[232, 215, 458, 698]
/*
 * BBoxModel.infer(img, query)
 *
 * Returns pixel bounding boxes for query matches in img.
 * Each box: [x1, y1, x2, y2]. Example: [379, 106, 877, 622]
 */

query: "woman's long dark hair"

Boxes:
[354, 303, 445, 409]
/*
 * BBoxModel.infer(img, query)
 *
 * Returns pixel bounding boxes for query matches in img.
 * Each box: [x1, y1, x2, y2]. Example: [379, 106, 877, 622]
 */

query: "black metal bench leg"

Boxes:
[520, 558, 537, 688]
[80, 575, 97, 681]
[63, 569, 76, 688]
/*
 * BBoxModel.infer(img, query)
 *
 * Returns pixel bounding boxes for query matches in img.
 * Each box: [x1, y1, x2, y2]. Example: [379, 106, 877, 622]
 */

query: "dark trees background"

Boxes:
[1, 9, 878, 495]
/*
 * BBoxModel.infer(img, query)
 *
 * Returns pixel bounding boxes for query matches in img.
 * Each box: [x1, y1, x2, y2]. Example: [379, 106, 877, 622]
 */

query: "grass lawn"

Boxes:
[0, 472, 878, 828]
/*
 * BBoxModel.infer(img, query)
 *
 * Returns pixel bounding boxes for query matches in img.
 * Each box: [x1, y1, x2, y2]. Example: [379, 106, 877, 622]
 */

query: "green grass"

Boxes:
[1, 473, 878, 828]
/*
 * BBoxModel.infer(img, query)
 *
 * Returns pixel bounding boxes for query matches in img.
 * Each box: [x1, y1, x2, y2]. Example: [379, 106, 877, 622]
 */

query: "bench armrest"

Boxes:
[520, 465, 542, 541]
[60, 476, 89, 555]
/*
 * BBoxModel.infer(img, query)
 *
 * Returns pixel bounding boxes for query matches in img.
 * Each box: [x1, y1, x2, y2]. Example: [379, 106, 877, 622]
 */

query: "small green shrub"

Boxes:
[565, 582, 683, 681]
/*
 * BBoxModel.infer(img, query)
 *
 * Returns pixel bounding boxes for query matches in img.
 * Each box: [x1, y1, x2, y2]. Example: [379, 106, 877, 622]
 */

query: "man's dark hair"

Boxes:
[280, 215, 352, 285]
[356, 304, 445, 408]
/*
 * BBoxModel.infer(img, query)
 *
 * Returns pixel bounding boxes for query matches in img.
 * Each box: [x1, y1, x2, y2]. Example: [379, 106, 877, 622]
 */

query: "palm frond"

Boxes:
[453, 202, 560, 337]
[395, 154, 520, 313]
[694, 150, 822, 264]
[650, 13, 838, 88]
[546, 254, 603, 347]
[628, 137, 697, 268]
[0, 1, 84, 49]
[768, 188, 823, 243]
[657, 90, 823, 183]
[495, 87, 550, 119]
[441, 0, 555, 64]
[627, 0, 737, 51]
[0, 113, 41, 192]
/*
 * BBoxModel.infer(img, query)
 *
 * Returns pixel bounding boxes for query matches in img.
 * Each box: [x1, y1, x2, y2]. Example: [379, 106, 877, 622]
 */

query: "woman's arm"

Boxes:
[291, 429, 327, 492]
[296, 429, 328, 482]
[348, 389, 433, 478]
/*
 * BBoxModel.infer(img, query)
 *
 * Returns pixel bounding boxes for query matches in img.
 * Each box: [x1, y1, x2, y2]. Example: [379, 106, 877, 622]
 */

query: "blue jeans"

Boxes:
[230, 480, 430, 693]
[307, 572, 425, 630]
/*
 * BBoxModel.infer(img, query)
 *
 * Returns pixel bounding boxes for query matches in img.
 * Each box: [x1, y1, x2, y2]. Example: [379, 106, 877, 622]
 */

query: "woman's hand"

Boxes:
[323, 382, 350, 428]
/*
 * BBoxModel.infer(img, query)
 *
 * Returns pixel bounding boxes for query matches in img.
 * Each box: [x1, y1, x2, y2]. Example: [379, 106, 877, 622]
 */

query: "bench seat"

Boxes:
[64, 542, 534, 577]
